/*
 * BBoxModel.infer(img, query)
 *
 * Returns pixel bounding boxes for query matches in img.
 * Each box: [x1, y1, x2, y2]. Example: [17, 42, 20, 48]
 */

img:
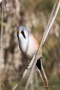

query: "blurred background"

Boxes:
[0, 0, 60, 90]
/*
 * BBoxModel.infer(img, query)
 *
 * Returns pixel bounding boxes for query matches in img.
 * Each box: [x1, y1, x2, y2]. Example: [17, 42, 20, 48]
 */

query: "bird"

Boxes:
[17, 26, 48, 86]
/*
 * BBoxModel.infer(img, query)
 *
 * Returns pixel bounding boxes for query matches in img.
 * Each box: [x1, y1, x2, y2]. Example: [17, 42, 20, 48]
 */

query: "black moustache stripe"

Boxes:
[21, 30, 26, 39]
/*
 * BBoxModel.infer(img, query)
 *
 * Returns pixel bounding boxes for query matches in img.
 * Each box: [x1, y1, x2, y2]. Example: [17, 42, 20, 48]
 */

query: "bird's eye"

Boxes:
[21, 30, 26, 39]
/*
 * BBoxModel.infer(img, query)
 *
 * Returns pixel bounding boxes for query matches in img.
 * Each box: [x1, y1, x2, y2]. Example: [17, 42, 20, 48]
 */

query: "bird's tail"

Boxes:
[36, 57, 48, 86]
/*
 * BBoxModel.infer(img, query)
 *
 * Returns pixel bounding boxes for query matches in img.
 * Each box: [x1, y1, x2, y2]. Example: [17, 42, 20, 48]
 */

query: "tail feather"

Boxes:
[36, 58, 48, 86]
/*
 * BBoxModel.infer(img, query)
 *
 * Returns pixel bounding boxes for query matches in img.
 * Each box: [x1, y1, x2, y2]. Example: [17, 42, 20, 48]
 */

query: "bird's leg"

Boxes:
[22, 55, 36, 78]
[27, 57, 35, 69]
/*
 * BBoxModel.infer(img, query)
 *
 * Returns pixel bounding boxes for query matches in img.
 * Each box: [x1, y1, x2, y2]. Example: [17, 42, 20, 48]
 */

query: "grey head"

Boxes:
[17, 26, 29, 40]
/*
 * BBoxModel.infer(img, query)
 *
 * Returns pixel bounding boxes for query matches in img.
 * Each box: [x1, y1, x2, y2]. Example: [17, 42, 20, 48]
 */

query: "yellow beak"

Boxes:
[17, 31, 21, 34]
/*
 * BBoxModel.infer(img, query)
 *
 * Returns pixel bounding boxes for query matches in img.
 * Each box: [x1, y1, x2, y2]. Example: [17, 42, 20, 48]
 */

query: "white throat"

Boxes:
[18, 32, 29, 54]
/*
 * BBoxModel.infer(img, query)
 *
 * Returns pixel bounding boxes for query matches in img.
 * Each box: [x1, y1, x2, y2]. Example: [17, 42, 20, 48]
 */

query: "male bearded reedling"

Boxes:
[17, 26, 48, 86]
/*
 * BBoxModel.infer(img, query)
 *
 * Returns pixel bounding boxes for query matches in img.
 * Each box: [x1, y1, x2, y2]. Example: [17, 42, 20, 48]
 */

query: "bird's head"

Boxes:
[17, 26, 29, 44]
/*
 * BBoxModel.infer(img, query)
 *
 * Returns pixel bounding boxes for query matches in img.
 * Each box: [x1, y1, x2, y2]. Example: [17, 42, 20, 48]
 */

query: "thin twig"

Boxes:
[0, 0, 3, 90]
[24, 47, 41, 90]
[24, 0, 60, 90]
[41, 0, 60, 46]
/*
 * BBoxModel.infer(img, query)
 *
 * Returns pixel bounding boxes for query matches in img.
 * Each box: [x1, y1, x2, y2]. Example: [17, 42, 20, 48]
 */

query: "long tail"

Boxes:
[36, 57, 48, 86]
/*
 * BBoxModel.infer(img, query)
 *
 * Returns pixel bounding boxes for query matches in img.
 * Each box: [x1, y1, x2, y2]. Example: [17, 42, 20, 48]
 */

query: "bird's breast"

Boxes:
[26, 34, 40, 58]
[19, 33, 40, 59]
[19, 37, 27, 54]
